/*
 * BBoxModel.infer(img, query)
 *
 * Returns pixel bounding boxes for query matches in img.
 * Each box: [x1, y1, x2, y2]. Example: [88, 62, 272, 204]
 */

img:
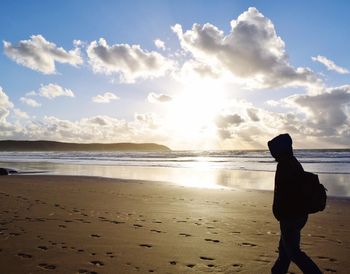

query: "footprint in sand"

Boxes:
[133, 224, 143, 228]
[186, 264, 196, 268]
[317, 256, 337, 262]
[38, 263, 56, 270]
[139, 244, 152, 248]
[205, 238, 220, 243]
[232, 263, 243, 269]
[240, 242, 257, 247]
[38, 246, 48, 251]
[106, 252, 114, 258]
[324, 268, 337, 273]
[152, 221, 162, 224]
[90, 234, 101, 238]
[255, 258, 271, 263]
[267, 231, 278, 235]
[17, 252, 32, 258]
[200, 256, 215, 261]
[78, 269, 98, 274]
[90, 260, 104, 267]
[150, 229, 164, 233]
[36, 218, 46, 222]
[312, 234, 326, 239]
[110, 220, 125, 224]
[9, 232, 20, 236]
[169, 261, 177, 265]
[179, 233, 192, 237]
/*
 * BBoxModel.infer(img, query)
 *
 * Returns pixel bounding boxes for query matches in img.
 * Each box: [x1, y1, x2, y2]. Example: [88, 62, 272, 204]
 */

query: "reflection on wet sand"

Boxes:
[1, 161, 348, 197]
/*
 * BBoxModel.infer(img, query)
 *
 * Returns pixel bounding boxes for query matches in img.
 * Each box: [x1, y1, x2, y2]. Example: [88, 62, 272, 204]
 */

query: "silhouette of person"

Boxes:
[268, 134, 322, 274]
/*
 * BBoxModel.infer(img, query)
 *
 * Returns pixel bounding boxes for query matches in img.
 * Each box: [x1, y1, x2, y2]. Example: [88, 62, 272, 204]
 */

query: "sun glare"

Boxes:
[167, 80, 227, 141]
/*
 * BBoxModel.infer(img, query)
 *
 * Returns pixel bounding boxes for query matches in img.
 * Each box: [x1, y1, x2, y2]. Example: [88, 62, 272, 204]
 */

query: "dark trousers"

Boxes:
[271, 215, 322, 274]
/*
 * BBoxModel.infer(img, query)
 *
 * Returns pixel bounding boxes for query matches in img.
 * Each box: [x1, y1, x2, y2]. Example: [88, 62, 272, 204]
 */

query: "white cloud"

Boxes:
[87, 38, 174, 83]
[0, 107, 10, 124]
[147, 92, 172, 103]
[84, 116, 111, 126]
[214, 113, 245, 140]
[134, 112, 159, 129]
[154, 39, 166, 50]
[25, 91, 37, 97]
[20, 115, 129, 142]
[215, 113, 244, 128]
[73, 39, 83, 47]
[266, 100, 280, 107]
[312, 55, 349, 74]
[286, 85, 350, 135]
[13, 108, 29, 119]
[172, 7, 319, 89]
[92, 92, 119, 103]
[175, 59, 221, 82]
[246, 108, 260, 122]
[0, 87, 13, 124]
[0, 86, 13, 109]
[20, 97, 41, 107]
[38, 83, 74, 99]
[3, 35, 83, 74]
[0, 88, 23, 137]
[11, 114, 166, 144]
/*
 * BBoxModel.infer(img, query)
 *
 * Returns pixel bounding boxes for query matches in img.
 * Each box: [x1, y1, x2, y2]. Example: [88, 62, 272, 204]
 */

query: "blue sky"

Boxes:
[0, 0, 349, 149]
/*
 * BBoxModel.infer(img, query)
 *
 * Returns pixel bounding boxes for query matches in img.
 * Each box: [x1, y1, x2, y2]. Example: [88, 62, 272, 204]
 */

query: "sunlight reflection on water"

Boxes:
[1, 161, 349, 197]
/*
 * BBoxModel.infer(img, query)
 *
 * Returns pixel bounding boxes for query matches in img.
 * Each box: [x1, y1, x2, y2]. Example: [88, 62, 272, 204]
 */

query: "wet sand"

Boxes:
[0, 175, 349, 273]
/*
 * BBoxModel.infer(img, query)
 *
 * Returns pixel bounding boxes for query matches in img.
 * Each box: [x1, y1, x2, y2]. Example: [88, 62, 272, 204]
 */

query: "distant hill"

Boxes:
[0, 140, 171, 152]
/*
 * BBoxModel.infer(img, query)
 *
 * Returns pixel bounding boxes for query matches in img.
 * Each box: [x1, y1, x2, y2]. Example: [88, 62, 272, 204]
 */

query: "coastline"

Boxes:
[1, 148, 350, 198]
[0, 175, 349, 273]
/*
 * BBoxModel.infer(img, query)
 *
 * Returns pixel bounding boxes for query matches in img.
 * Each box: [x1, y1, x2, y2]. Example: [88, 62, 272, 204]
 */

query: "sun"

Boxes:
[166, 80, 227, 142]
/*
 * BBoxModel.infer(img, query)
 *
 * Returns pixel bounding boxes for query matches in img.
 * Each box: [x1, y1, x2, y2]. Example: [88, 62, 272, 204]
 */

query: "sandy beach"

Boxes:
[0, 175, 349, 273]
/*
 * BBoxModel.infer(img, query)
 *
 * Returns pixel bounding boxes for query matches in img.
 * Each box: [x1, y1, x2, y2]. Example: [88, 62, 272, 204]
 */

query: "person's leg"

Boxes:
[271, 237, 291, 274]
[281, 216, 322, 274]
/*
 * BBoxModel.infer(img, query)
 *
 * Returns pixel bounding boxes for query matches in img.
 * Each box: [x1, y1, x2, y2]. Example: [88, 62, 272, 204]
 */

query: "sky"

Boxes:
[0, 0, 350, 150]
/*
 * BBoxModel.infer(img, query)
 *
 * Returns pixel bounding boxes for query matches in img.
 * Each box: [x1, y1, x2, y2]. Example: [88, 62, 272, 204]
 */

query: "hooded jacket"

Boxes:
[268, 134, 307, 221]
[273, 154, 308, 221]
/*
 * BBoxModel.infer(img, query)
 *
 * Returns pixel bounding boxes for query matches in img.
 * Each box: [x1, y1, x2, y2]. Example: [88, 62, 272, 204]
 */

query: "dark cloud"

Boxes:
[215, 114, 244, 128]
[290, 85, 350, 135]
[247, 108, 260, 121]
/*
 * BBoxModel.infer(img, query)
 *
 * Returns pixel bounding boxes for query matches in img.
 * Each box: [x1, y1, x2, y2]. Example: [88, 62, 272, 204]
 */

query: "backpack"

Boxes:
[301, 171, 327, 214]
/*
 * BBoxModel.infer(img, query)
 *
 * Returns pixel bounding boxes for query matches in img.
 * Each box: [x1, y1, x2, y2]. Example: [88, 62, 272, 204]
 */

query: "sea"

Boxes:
[0, 149, 349, 197]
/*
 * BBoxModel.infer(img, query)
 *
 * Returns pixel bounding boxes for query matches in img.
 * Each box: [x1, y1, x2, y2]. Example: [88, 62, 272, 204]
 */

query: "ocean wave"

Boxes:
[0, 149, 349, 175]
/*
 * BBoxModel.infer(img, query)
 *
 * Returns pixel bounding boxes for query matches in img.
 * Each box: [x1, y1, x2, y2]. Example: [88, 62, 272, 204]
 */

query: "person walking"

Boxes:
[268, 134, 322, 274]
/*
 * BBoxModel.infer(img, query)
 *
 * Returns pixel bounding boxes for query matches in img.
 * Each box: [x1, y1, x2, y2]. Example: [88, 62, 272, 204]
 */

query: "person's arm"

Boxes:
[274, 161, 301, 219]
